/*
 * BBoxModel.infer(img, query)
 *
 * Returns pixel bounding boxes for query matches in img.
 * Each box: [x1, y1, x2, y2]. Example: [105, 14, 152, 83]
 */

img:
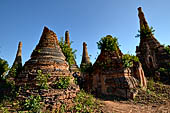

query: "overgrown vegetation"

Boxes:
[36, 70, 50, 89]
[135, 25, 155, 38]
[54, 76, 70, 89]
[71, 90, 100, 113]
[0, 58, 9, 79]
[164, 45, 170, 54]
[20, 95, 42, 112]
[0, 58, 18, 103]
[134, 79, 170, 105]
[8, 64, 22, 78]
[97, 35, 119, 52]
[59, 37, 77, 66]
[122, 54, 139, 68]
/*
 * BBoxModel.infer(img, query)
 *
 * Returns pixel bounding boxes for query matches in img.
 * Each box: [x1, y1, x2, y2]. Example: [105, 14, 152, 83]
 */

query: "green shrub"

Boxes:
[72, 90, 99, 113]
[164, 45, 170, 54]
[97, 35, 119, 52]
[147, 78, 155, 90]
[54, 77, 70, 89]
[158, 67, 167, 73]
[59, 37, 77, 66]
[22, 95, 42, 112]
[36, 70, 50, 89]
[0, 58, 9, 79]
[136, 25, 155, 38]
[0, 107, 10, 113]
[122, 54, 139, 68]
[8, 63, 22, 78]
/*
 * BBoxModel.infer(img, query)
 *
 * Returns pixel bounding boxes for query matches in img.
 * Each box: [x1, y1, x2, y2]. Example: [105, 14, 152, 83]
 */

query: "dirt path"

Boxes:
[101, 101, 170, 113]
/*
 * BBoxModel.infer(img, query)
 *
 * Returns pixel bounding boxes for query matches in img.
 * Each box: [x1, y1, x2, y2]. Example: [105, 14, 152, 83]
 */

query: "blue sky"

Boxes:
[0, 0, 170, 66]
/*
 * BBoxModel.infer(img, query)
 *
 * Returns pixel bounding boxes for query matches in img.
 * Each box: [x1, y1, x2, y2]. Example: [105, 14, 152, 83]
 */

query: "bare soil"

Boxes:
[101, 100, 170, 113]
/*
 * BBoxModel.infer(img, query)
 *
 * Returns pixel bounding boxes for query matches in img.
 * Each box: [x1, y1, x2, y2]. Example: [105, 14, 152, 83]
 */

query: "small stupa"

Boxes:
[8, 42, 22, 79]
[65, 31, 79, 73]
[80, 42, 92, 91]
[80, 42, 92, 69]
[12, 42, 22, 68]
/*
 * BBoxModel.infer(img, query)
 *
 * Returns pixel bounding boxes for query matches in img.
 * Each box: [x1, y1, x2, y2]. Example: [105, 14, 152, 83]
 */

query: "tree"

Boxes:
[59, 37, 77, 66]
[0, 58, 9, 79]
[97, 35, 119, 52]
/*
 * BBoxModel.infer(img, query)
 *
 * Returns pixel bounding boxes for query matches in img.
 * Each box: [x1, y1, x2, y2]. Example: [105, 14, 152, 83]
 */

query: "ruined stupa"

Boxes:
[8, 42, 22, 79]
[12, 42, 22, 68]
[65, 31, 79, 73]
[90, 36, 146, 99]
[65, 31, 70, 47]
[136, 7, 170, 83]
[16, 27, 70, 81]
[15, 27, 79, 110]
[80, 42, 92, 91]
[80, 42, 92, 69]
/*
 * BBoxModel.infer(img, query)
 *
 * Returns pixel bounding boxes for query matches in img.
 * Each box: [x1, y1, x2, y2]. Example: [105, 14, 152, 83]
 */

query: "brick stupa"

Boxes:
[15, 27, 79, 110]
[80, 42, 92, 68]
[8, 42, 22, 79]
[80, 42, 92, 91]
[90, 37, 142, 99]
[12, 42, 22, 68]
[65, 31, 79, 73]
[136, 7, 170, 83]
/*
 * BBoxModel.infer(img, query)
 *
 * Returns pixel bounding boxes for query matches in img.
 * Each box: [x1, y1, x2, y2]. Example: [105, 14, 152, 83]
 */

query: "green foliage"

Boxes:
[147, 78, 155, 91]
[0, 107, 10, 113]
[73, 77, 78, 85]
[9, 67, 17, 78]
[59, 37, 77, 66]
[0, 58, 9, 78]
[9, 64, 22, 78]
[33, 49, 41, 53]
[97, 35, 119, 52]
[36, 70, 50, 89]
[136, 25, 155, 38]
[164, 45, 170, 54]
[59, 104, 66, 113]
[158, 67, 167, 73]
[54, 76, 70, 89]
[0, 78, 17, 103]
[72, 90, 99, 113]
[122, 54, 139, 68]
[22, 95, 42, 112]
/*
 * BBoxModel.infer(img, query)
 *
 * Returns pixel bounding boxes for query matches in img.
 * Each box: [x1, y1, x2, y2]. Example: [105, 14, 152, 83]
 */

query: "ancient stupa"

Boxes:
[80, 42, 92, 91]
[136, 7, 170, 83]
[12, 42, 22, 68]
[90, 36, 144, 99]
[8, 42, 22, 79]
[15, 27, 79, 110]
[80, 42, 92, 69]
[65, 31, 79, 73]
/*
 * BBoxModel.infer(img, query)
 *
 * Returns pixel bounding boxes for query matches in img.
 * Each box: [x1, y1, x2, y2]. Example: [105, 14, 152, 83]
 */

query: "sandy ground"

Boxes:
[101, 100, 170, 113]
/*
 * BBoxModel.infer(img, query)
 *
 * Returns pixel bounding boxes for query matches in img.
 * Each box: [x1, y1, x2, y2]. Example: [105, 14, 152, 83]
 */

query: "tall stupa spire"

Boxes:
[80, 42, 91, 67]
[65, 31, 70, 47]
[137, 7, 160, 46]
[138, 7, 150, 30]
[12, 41, 22, 67]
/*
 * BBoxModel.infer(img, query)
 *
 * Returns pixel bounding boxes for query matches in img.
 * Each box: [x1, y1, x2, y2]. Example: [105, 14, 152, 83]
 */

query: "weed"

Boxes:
[54, 76, 70, 89]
